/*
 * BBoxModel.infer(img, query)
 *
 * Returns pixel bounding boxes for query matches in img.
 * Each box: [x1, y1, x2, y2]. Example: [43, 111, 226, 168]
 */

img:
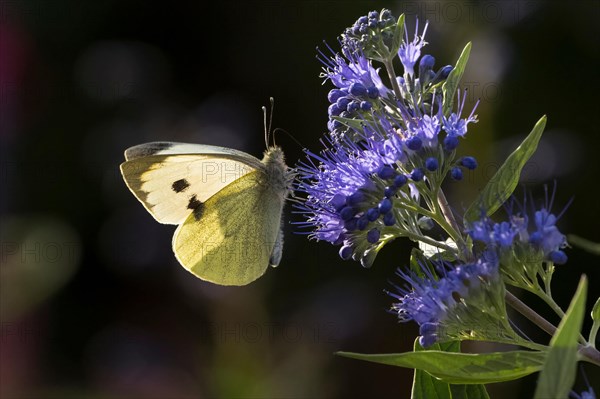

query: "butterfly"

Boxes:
[120, 108, 292, 286]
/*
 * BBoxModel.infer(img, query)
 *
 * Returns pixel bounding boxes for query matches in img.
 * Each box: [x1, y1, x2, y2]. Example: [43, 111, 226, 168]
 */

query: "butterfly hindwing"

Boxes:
[172, 169, 285, 285]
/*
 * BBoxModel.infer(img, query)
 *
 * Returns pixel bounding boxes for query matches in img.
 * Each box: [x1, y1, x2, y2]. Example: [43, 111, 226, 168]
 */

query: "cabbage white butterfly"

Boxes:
[120, 108, 292, 286]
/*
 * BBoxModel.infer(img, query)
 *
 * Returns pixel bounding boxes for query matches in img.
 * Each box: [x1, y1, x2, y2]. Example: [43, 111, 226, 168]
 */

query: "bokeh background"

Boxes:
[1, 0, 599, 398]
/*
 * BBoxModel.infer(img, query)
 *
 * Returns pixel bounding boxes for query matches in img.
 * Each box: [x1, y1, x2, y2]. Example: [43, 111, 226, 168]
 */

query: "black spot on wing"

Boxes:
[187, 195, 201, 210]
[187, 195, 204, 220]
[125, 142, 173, 160]
[172, 179, 190, 193]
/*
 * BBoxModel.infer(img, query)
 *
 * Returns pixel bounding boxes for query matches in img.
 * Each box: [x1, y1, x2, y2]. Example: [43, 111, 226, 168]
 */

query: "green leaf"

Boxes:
[567, 234, 600, 256]
[463, 116, 547, 223]
[409, 248, 439, 279]
[412, 340, 454, 399]
[337, 349, 546, 384]
[390, 14, 406, 55]
[410, 248, 426, 274]
[590, 297, 600, 347]
[450, 384, 490, 399]
[411, 340, 489, 399]
[442, 42, 471, 116]
[592, 296, 600, 322]
[534, 276, 588, 399]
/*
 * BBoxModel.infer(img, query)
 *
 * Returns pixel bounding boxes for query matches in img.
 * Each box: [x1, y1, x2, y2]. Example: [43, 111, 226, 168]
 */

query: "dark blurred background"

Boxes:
[1, 0, 599, 398]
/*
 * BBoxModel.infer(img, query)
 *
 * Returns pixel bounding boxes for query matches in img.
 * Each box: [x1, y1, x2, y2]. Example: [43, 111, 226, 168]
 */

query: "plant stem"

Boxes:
[579, 345, 600, 367]
[436, 189, 461, 234]
[538, 287, 588, 345]
[430, 212, 458, 242]
[506, 292, 600, 365]
[541, 295, 587, 345]
[505, 291, 557, 337]
[436, 189, 470, 260]
[383, 58, 403, 101]
[540, 292, 565, 318]
[393, 199, 430, 216]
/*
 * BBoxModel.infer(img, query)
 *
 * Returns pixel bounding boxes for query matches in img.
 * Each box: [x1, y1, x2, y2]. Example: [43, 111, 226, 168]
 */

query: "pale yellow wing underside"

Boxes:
[172, 170, 285, 286]
[121, 153, 259, 225]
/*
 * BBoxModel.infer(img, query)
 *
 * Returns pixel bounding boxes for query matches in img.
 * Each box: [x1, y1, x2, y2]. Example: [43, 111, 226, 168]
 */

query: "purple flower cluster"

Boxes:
[341, 9, 397, 60]
[468, 195, 569, 265]
[300, 9, 553, 349]
[295, 131, 410, 267]
[298, 12, 480, 265]
[389, 258, 501, 347]
[319, 48, 388, 133]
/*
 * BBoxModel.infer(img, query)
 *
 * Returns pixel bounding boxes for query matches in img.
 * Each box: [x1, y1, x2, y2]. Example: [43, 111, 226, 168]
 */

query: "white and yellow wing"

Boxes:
[172, 170, 286, 286]
[120, 142, 263, 225]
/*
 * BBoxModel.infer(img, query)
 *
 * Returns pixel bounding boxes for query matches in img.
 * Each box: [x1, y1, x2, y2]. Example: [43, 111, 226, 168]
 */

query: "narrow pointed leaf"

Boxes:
[337, 349, 546, 384]
[450, 384, 490, 399]
[411, 340, 489, 399]
[592, 296, 600, 322]
[567, 234, 600, 256]
[464, 116, 546, 223]
[412, 340, 457, 399]
[390, 14, 406, 55]
[534, 276, 587, 399]
[409, 248, 426, 275]
[590, 297, 600, 345]
[442, 42, 471, 116]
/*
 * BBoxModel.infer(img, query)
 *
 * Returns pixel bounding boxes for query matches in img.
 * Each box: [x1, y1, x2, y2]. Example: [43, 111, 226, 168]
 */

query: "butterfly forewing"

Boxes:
[120, 142, 267, 224]
[124, 142, 264, 165]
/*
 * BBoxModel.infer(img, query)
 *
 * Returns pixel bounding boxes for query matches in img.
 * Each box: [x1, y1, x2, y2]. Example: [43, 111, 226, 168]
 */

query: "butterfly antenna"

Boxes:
[262, 97, 276, 148]
[269, 97, 275, 142]
[262, 104, 269, 148]
[273, 127, 305, 149]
